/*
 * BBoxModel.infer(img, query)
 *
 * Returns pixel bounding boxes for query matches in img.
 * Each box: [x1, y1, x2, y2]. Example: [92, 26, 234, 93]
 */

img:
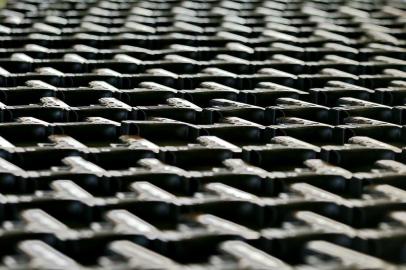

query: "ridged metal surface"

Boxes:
[0, 0, 405, 269]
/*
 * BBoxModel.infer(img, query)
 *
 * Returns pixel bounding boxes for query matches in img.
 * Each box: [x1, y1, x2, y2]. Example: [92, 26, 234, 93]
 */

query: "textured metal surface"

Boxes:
[0, 0, 405, 269]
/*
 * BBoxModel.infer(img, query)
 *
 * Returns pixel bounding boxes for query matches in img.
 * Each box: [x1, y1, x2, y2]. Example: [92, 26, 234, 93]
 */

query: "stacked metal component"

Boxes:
[0, 0, 405, 269]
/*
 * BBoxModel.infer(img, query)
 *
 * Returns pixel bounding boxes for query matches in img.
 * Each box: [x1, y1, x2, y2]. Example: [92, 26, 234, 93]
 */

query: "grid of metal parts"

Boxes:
[0, 0, 405, 269]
